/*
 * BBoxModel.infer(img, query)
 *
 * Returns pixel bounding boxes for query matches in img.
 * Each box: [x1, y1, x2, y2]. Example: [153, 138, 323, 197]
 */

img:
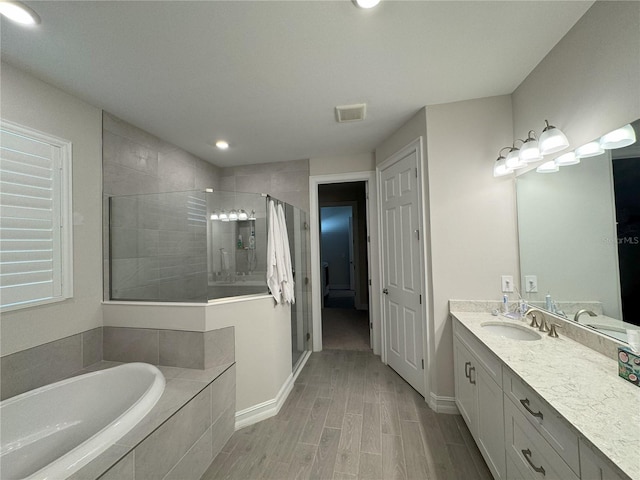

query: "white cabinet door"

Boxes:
[454, 337, 477, 437]
[477, 365, 505, 480]
[454, 335, 505, 480]
[579, 438, 627, 480]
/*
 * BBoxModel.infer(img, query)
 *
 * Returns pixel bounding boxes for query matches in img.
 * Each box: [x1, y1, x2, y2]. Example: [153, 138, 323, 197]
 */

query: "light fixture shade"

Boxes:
[554, 151, 580, 166]
[0, 1, 40, 25]
[493, 156, 513, 177]
[519, 138, 543, 163]
[229, 209, 238, 221]
[599, 124, 636, 149]
[249, 210, 256, 220]
[536, 160, 559, 174]
[505, 148, 526, 169]
[219, 210, 229, 222]
[353, 0, 381, 8]
[539, 120, 569, 155]
[575, 141, 604, 158]
[238, 209, 248, 221]
[210, 212, 219, 221]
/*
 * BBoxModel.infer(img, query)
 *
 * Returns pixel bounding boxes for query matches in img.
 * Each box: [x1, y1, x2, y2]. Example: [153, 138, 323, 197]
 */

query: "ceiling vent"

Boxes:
[335, 103, 367, 123]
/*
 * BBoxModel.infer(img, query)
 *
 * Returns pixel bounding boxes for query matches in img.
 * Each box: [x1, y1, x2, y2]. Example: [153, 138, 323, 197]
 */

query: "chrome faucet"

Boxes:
[574, 309, 597, 323]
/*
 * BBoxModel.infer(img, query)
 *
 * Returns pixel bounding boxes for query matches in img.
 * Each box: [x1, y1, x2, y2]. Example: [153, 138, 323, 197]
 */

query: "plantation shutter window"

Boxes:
[0, 121, 73, 311]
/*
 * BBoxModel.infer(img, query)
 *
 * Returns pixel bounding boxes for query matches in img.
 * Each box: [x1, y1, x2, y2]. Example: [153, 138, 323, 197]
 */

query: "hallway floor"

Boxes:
[201, 350, 492, 480]
[322, 308, 370, 351]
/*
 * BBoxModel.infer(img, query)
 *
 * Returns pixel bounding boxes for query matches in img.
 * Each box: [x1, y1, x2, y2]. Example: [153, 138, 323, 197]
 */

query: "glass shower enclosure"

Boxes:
[107, 189, 312, 369]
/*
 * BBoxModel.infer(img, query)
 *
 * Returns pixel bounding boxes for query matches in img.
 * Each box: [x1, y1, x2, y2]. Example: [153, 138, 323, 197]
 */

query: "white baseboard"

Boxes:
[429, 392, 459, 414]
[235, 350, 311, 430]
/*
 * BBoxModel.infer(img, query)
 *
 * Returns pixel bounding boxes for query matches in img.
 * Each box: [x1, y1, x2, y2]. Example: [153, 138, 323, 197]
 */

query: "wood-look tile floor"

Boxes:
[201, 350, 492, 480]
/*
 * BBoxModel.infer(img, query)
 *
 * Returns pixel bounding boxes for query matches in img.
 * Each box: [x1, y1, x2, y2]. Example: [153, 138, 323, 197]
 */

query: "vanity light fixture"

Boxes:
[353, 0, 381, 9]
[575, 141, 604, 158]
[238, 209, 248, 221]
[539, 120, 569, 155]
[0, 0, 40, 25]
[493, 148, 514, 177]
[215, 140, 229, 150]
[519, 131, 544, 163]
[228, 209, 239, 221]
[536, 160, 559, 174]
[249, 210, 256, 220]
[219, 210, 229, 222]
[554, 151, 579, 166]
[210, 211, 219, 221]
[599, 124, 636, 150]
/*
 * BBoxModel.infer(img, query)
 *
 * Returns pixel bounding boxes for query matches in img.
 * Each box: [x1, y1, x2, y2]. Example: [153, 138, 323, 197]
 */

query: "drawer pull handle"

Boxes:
[522, 448, 546, 476]
[469, 366, 476, 385]
[520, 398, 543, 420]
[464, 362, 471, 378]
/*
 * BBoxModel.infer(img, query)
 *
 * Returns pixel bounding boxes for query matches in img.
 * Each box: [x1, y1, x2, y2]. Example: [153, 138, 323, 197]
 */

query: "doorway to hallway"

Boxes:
[319, 182, 370, 351]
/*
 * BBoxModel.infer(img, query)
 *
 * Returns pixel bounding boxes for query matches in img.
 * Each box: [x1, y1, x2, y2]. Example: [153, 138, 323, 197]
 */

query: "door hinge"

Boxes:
[370, 323, 373, 330]
[306, 333, 311, 341]
[415, 168, 418, 178]
[367, 235, 370, 243]
[368, 279, 372, 286]
[421, 359, 424, 369]
[419, 294, 422, 304]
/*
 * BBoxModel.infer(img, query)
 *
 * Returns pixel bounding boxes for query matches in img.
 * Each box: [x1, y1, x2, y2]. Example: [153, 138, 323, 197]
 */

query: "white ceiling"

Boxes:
[1, 1, 593, 167]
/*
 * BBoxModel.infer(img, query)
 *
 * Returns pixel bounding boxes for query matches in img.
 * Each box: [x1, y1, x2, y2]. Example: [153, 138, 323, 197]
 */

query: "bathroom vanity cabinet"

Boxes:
[453, 322, 505, 480]
[453, 318, 630, 480]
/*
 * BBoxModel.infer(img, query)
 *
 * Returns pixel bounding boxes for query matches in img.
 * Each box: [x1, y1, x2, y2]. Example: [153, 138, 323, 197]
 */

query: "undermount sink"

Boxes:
[481, 322, 542, 341]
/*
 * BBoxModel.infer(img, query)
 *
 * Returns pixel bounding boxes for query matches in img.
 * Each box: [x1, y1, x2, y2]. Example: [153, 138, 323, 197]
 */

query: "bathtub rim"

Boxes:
[0, 362, 165, 480]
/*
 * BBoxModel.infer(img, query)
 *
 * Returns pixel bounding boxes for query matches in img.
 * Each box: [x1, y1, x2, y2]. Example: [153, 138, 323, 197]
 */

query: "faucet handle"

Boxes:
[529, 313, 539, 329]
[548, 323, 561, 338]
[538, 316, 550, 333]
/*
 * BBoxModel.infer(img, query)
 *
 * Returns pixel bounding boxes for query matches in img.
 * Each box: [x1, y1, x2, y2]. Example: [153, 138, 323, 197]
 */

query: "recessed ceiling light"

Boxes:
[0, 1, 40, 26]
[215, 140, 229, 150]
[353, 0, 381, 8]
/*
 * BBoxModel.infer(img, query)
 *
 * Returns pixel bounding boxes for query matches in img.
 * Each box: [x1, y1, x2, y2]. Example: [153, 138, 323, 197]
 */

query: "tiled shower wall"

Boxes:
[110, 191, 208, 301]
[219, 159, 310, 212]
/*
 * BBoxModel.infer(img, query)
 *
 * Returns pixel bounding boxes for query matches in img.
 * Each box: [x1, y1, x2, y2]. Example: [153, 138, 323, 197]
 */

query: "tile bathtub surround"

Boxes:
[451, 311, 639, 480]
[104, 326, 234, 369]
[69, 362, 236, 480]
[0, 327, 103, 400]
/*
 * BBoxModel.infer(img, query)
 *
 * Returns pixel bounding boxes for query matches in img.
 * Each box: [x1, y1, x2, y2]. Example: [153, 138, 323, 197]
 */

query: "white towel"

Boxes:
[266, 200, 282, 303]
[277, 203, 295, 304]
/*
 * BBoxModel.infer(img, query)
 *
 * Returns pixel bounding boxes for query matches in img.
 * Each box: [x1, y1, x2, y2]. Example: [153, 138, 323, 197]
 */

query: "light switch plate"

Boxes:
[501, 275, 514, 293]
[525, 275, 538, 293]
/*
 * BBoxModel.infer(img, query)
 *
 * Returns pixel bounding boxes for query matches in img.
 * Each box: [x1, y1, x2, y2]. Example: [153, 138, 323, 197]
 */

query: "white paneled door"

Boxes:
[379, 143, 425, 396]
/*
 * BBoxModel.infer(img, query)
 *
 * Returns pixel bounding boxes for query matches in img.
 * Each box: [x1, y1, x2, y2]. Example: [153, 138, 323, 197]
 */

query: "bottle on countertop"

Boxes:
[237, 234, 243, 249]
[545, 294, 552, 311]
[502, 294, 509, 314]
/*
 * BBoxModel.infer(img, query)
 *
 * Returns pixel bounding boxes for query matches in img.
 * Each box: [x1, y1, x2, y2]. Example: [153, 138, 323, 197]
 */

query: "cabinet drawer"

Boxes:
[504, 396, 579, 480]
[454, 320, 502, 387]
[502, 369, 579, 475]
[579, 438, 628, 480]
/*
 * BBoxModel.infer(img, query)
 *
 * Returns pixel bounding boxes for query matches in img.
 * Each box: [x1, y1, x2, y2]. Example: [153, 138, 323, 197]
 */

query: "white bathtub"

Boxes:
[0, 363, 165, 480]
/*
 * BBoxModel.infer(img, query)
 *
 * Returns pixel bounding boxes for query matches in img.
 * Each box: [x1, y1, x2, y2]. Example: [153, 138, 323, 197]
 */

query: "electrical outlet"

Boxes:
[525, 275, 538, 293]
[501, 275, 514, 293]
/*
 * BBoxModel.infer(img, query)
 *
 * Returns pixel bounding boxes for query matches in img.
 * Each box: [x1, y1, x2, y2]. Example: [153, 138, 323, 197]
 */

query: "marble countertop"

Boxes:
[451, 311, 640, 480]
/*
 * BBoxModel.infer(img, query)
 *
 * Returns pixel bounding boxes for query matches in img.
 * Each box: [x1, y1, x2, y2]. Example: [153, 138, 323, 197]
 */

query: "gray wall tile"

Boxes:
[134, 384, 212, 479]
[164, 427, 214, 480]
[103, 327, 159, 364]
[103, 131, 159, 176]
[1, 334, 82, 400]
[82, 327, 103, 368]
[97, 451, 134, 480]
[159, 330, 204, 369]
[212, 364, 236, 424]
[69, 445, 131, 480]
[204, 327, 235, 368]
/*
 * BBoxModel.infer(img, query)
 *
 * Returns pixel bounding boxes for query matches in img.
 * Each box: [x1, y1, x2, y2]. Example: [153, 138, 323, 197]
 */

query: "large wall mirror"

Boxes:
[516, 119, 640, 343]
